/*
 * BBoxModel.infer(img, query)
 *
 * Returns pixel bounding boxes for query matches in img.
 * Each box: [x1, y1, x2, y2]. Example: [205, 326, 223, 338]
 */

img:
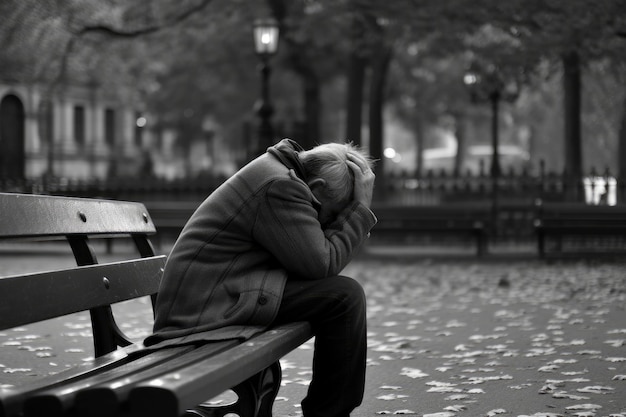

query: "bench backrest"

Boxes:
[0, 257, 165, 330]
[535, 202, 626, 224]
[374, 202, 493, 228]
[0, 193, 156, 238]
[0, 193, 165, 356]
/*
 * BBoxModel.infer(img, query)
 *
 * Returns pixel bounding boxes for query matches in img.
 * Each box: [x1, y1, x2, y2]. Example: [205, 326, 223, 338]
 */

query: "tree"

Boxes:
[494, 0, 626, 198]
[4, 0, 626, 186]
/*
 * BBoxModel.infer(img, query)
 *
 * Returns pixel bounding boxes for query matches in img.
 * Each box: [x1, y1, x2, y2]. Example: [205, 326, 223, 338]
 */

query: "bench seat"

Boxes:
[14, 322, 311, 417]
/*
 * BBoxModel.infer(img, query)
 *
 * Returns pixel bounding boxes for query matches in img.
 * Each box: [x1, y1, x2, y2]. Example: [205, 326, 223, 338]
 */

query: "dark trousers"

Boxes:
[273, 276, 367, 417]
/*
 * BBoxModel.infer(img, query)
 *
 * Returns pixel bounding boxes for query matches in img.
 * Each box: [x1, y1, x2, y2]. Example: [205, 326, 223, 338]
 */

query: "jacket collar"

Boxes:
[267, 139, 322, 211]
[267, 139, 308, 183]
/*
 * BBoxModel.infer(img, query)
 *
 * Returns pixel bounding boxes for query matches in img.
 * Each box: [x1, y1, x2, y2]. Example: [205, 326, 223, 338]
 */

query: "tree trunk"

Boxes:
[453, 112, 467, 177]
[301, 70, 320, 150]
[414, 116, 425, 176]
[267, 0, 319, 150]
[369, 42, 392, 192]
[346, 52, 366, 146]
[618, 93, 626, 203]
[345, 18, 367, 147]
[562, 50, 583, 201]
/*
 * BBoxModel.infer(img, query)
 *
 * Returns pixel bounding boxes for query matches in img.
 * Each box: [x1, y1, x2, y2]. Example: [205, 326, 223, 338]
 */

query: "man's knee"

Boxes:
[332, 276, 366, 312]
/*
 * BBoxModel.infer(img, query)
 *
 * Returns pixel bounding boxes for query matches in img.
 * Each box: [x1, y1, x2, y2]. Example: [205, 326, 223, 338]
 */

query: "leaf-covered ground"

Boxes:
[274, 257, 626, 417]
[1, 248, 625, 417]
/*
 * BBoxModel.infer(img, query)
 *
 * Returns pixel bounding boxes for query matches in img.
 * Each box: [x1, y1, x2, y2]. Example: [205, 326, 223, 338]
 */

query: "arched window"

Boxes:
[0, 94, 25, 178]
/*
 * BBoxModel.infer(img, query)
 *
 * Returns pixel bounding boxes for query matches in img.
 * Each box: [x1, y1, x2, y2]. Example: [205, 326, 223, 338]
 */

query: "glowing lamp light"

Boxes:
[383, 147, 397, 159]
[253, 18, 279, 56]
[463, 73, 478, 86]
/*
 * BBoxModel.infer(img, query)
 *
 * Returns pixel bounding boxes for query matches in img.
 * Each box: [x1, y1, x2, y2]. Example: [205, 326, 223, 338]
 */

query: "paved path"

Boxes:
[1, 244, 625, 417]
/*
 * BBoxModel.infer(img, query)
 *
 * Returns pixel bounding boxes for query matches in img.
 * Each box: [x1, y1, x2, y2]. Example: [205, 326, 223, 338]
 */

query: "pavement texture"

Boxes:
[1, 242, 625, 417]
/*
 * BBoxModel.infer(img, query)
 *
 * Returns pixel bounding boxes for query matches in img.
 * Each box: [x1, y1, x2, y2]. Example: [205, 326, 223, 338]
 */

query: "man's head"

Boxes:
[299, 142, 373, 226]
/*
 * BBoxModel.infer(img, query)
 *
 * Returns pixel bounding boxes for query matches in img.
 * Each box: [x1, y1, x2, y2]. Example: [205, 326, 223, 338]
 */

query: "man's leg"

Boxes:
[273, 276, 367, 417]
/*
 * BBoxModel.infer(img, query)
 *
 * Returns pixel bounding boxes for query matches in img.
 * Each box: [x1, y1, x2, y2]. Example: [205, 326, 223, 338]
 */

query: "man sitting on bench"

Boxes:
[145, 138, 377, 417]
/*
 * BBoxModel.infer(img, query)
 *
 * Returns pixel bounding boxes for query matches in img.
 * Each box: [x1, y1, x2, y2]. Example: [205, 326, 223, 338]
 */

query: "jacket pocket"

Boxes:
[223, 290, 253, 320]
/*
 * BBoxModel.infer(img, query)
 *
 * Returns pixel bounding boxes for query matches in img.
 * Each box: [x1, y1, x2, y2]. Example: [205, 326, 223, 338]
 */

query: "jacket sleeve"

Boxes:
[252, 177, 376, 280]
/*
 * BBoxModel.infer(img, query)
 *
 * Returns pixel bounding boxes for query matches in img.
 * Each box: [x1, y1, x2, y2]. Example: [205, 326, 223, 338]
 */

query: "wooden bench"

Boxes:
[0, 192, 312, 417]
[534, 200, 626, 258]
[371, 202, 492, 256]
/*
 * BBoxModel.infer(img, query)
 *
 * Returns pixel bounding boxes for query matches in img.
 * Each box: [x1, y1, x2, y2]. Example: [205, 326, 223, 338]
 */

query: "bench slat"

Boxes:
[129, 322, 313, 417]
[21, 345, 195, 417]
[534, 203, 626, 257]
[0, 344, 140, 417]
[73, 341, 239, 417]
[0, 193, 155, 238]
[0, 256, 166, 330]
[372, 204, 491, 256]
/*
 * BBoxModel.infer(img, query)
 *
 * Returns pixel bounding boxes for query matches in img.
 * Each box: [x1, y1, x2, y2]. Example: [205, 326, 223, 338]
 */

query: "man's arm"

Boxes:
[253, 179, 375, 280]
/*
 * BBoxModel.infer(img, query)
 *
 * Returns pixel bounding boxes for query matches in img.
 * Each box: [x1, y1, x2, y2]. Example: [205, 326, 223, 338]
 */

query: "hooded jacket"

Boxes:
[144, 139, 376, 348]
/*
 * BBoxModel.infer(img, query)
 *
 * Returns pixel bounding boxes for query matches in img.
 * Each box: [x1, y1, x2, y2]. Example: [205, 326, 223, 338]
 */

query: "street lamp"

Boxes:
[253, 18, 279, 156]
[464, 61, 520, 227]
[464, 61, 520, 175]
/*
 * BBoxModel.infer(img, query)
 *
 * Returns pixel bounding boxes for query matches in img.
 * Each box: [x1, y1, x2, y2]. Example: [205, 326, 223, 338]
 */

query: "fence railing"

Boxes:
[1, 168, 623, 206]
[2, 169, 624, 243]
[378, 169, 623, 207]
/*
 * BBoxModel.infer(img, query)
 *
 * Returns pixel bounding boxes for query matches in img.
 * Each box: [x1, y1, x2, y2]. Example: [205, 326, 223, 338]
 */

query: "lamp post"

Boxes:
[464, 62, 520, 228]
[253, 18, 279, 156]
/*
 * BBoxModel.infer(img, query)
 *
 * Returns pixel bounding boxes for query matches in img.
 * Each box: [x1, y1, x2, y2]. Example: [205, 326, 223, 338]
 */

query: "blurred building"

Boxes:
[0, 80, 153, 180]
[0, 81, 240, 182]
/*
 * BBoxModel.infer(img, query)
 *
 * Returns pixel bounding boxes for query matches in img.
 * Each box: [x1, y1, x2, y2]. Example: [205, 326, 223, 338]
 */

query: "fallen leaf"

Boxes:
[400, 367, 428, 379]
[427, 386, 463, 393]
[565, 404, 602, 411]
[444, 394, 469, 401]
[425, 381, 457, 387]
[444, 405, 466, 412]
[576, 385, 615, 394]
[376, 394, 410, 401]
[380, 385, 402, 390]
[552, 391, 589, 400]
[466, 388, 485, 394]
[538, 364, 560, 372]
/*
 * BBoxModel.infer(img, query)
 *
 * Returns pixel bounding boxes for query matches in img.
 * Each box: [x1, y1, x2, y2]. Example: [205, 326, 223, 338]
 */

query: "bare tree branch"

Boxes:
[74, 0, 213, 38]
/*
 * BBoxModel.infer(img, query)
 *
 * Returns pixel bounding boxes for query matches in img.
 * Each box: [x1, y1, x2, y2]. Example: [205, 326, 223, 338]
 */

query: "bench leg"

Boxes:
[537, 230, 545, 259]
[555, 235, 563, 254]
[475, 230, 487, 257]
[184, 361, 282, 417]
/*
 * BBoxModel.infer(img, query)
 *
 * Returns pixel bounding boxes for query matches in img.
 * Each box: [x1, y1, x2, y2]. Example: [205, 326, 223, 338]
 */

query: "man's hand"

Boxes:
[346, 153, 375, 209]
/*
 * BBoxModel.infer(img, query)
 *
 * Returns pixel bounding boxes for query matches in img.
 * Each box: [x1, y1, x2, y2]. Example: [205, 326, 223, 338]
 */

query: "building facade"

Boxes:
[0, 81, 154, 181]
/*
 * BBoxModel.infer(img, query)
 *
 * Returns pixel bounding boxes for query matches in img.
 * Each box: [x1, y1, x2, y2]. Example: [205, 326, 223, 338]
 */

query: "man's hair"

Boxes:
[299, 142, 373, 202]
